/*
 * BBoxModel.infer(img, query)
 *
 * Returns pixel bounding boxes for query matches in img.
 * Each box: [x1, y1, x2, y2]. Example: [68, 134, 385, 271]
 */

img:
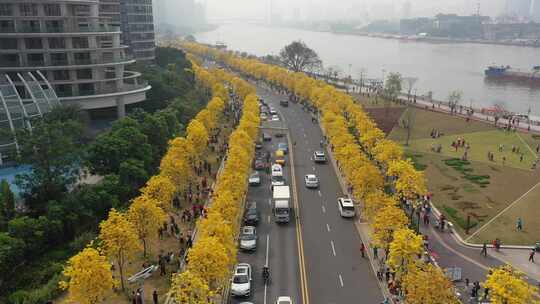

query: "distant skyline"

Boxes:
[203, 0, 506, 21]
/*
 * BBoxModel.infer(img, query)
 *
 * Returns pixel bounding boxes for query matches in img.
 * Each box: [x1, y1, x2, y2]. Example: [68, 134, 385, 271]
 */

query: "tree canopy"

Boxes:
[279, 40, 322, 73]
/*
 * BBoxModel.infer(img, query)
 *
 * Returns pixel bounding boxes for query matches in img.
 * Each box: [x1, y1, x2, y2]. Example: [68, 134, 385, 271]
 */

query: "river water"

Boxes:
[195, 23, 540, 115]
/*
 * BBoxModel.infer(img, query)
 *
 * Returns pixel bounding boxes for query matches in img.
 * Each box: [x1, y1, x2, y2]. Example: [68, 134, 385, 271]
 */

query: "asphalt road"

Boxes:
[256, 86, 384, 304]
[230, 118, 302, 304]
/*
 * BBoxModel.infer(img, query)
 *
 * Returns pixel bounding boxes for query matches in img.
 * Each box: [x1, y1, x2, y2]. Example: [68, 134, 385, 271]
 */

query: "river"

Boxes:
[195, 23, 540, 115]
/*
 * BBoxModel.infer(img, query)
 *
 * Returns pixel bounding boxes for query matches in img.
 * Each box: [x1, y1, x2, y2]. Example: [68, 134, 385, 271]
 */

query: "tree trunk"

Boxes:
[118, 252, 125, 291]
[143, 238, 147, 257]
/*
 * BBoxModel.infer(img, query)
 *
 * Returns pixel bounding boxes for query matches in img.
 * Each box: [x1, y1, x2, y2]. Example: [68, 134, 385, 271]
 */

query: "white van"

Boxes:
[271, 164, 285, 186]
[337, 198, 356, 218]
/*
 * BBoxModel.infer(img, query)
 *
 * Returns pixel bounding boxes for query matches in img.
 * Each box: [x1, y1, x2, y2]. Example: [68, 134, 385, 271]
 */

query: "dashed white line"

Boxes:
[318, 190, 322, 197]
[330, 240, 336, 256]
[338, 274, 344, 287]
[304, 133, 307, 138]
[312, 166, 316, 171]
[326, 223, 331, 232]
[267, 215, 271, 223]
[268, 198, 271, 206]
[322, 205, 326, 213]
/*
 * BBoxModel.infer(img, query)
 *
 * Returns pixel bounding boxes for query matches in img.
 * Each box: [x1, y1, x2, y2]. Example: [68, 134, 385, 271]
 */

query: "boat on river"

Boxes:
[484, 65, 540, 82]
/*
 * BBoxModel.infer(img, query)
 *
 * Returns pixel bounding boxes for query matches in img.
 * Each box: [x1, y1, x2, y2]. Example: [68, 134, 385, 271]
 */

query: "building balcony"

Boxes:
[0, 23, 120, 35]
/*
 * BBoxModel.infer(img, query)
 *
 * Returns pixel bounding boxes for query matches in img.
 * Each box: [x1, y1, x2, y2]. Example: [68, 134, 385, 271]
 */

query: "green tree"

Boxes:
[279, 40, 322, 72]
[385, 72, 402, 99]
[0, 232, 25, 283]
[15, 117, 82, 213]
[0, 179, 15, 220]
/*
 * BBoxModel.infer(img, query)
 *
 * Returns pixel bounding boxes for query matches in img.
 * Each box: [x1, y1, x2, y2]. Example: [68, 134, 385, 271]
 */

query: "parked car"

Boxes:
[231, 263, 252, 297]
[304, 174, 319, 188]
[313, 151, 327, 163]
[277, 142, 289, 154]
[337, 197, 356, 218]
[244, 202, 260, 225]
[239, 226, 257, 251]
[249, 171, 261, 186]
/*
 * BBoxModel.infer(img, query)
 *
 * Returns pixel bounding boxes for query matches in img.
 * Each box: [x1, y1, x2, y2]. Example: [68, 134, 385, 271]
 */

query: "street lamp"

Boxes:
[381, 69, 386, 87]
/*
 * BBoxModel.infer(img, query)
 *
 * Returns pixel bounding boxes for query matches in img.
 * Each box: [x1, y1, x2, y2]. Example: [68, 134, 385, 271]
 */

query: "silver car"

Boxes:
[249, 171, 261, 186]
[231, 263, 252, 297]
[239, 226, 257, 251]
[304, 174, 319, 188]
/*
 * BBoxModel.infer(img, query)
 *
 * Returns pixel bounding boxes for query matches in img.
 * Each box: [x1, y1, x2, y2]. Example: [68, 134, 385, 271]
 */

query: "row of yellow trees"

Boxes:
[180, 41, 539, 304]
[170, 59, 260, 302]
[59, 60, 250, 304]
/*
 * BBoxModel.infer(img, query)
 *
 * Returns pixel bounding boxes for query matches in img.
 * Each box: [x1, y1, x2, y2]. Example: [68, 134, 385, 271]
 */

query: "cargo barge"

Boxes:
[484, 65, 540, 81]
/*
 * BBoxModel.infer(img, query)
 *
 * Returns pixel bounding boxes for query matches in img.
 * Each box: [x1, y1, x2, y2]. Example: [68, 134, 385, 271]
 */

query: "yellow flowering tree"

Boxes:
[387, 228, 424, 277]
[402, 263, 460, 304]
[371, 205, 409, 250]
[187, 236, 232, 290]
[171, 270, 211, 304]
[99, 209, 141, 290]
[60, 247, 116, 304]
[141, 174, 176, 208]
[127, 195, 167, 257]
[483, 265, 540, 304]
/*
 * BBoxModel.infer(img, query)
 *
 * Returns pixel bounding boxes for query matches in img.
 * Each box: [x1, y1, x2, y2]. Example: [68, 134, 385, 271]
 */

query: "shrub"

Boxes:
[442, 205, 478, 230]
[8, 273, 62, 304]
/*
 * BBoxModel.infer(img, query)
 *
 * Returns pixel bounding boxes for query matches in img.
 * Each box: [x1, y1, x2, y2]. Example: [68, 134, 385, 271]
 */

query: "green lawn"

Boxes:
[408, 129, 535, 170]
[388, 108, 494, 142]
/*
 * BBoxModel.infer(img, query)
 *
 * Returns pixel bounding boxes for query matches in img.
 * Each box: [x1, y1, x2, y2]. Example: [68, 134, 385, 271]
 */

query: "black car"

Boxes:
[244, 203, 260, 225]
[280, 100, 289, 107]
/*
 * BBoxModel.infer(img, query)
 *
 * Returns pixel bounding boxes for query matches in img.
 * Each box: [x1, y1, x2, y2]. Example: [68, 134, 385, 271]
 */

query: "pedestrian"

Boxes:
[502, 156, 506, 166]
[360, 242, 365, 258]
[153, 290, 158, 304]
[529, 249, 535, 263]
[516, 217, 523, 231]
[132, 291, 137, 304]
[373, 246, 378, 259]
[481, 242, 487, 257]
[520, 154, 524, 162]
[484, 287, 490, 299]
[423, 213, 429, 225]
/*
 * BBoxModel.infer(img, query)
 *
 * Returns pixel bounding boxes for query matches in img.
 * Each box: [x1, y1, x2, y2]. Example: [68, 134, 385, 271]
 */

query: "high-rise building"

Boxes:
[100, 0, 156, 63]
[0, 0, 150, 118]
[531, 0, 540, 21]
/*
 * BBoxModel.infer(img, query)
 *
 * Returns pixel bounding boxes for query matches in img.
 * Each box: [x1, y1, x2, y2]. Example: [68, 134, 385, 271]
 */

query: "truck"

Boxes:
[273, 185, 291, 223]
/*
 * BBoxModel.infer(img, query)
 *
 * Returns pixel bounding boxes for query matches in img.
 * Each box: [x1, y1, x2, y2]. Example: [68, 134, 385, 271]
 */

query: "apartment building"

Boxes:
[0, 0, 150, 117]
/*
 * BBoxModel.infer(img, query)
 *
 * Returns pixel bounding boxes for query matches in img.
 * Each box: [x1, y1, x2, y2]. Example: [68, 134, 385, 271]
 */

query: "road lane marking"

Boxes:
[268, 198, 271, 206]
[304, 133, 307, 138]
[330, 240, 336, 256]
[268, 215, 271, 223]
[264, 282, 268, 304]
[318, 190, 322, 197]
[312, 166, 316, 171]
[322, 205, 326, 213]
[326, 223, 331, 232]
[265, 234, 270, 266]
[338, 274, 344, 287]
[288, 132, 310, 304]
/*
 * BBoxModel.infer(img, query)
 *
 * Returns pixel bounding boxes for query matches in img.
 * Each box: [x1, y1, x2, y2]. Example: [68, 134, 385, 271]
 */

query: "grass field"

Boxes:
[408, 129, 535, 170]
[386, 106, 540, 245]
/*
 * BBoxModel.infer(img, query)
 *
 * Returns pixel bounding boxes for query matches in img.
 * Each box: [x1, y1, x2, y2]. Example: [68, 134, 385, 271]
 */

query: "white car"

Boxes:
[304, 174, 319, 188]
[337, 197, 356, 218]
[313, 151, 327, 163]
[248, 171, 261, 186]
[272, 114, 280, 121]
[239, 226, 257, 251]
[231, 263, 252, 297]
[269, 107, 277, 115]
[261, 113, 268, 120]
[276, 296, 292, 304]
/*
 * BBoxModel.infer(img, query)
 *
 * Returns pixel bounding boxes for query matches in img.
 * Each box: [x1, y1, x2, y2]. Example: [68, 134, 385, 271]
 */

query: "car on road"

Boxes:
[262, 132, 272, 141]
[255, 141, 263, 149]
[277, 142, 288, 154]
[271, 164, 285, 186]
[304, 174, 319, 188]
[248, 171, 261, 186]
[280, 100, 289, 107]
[275, 150, 286, 166]
[337, 197, 356, 218]
[254, 158, 265, 170]
[243, 202, 260, 225]
[271, 114, 280, 121]
[313, 151, 327, 163]
[239, 226, 257, 251]
[261, 112, 268, 120]
[231, 263, 252, 297]
[276, 296, 292, 304]
[269, 107, 277, 115]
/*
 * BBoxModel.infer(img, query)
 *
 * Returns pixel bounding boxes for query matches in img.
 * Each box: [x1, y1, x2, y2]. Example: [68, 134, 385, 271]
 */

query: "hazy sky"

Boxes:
[204, 0, 505, 21]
